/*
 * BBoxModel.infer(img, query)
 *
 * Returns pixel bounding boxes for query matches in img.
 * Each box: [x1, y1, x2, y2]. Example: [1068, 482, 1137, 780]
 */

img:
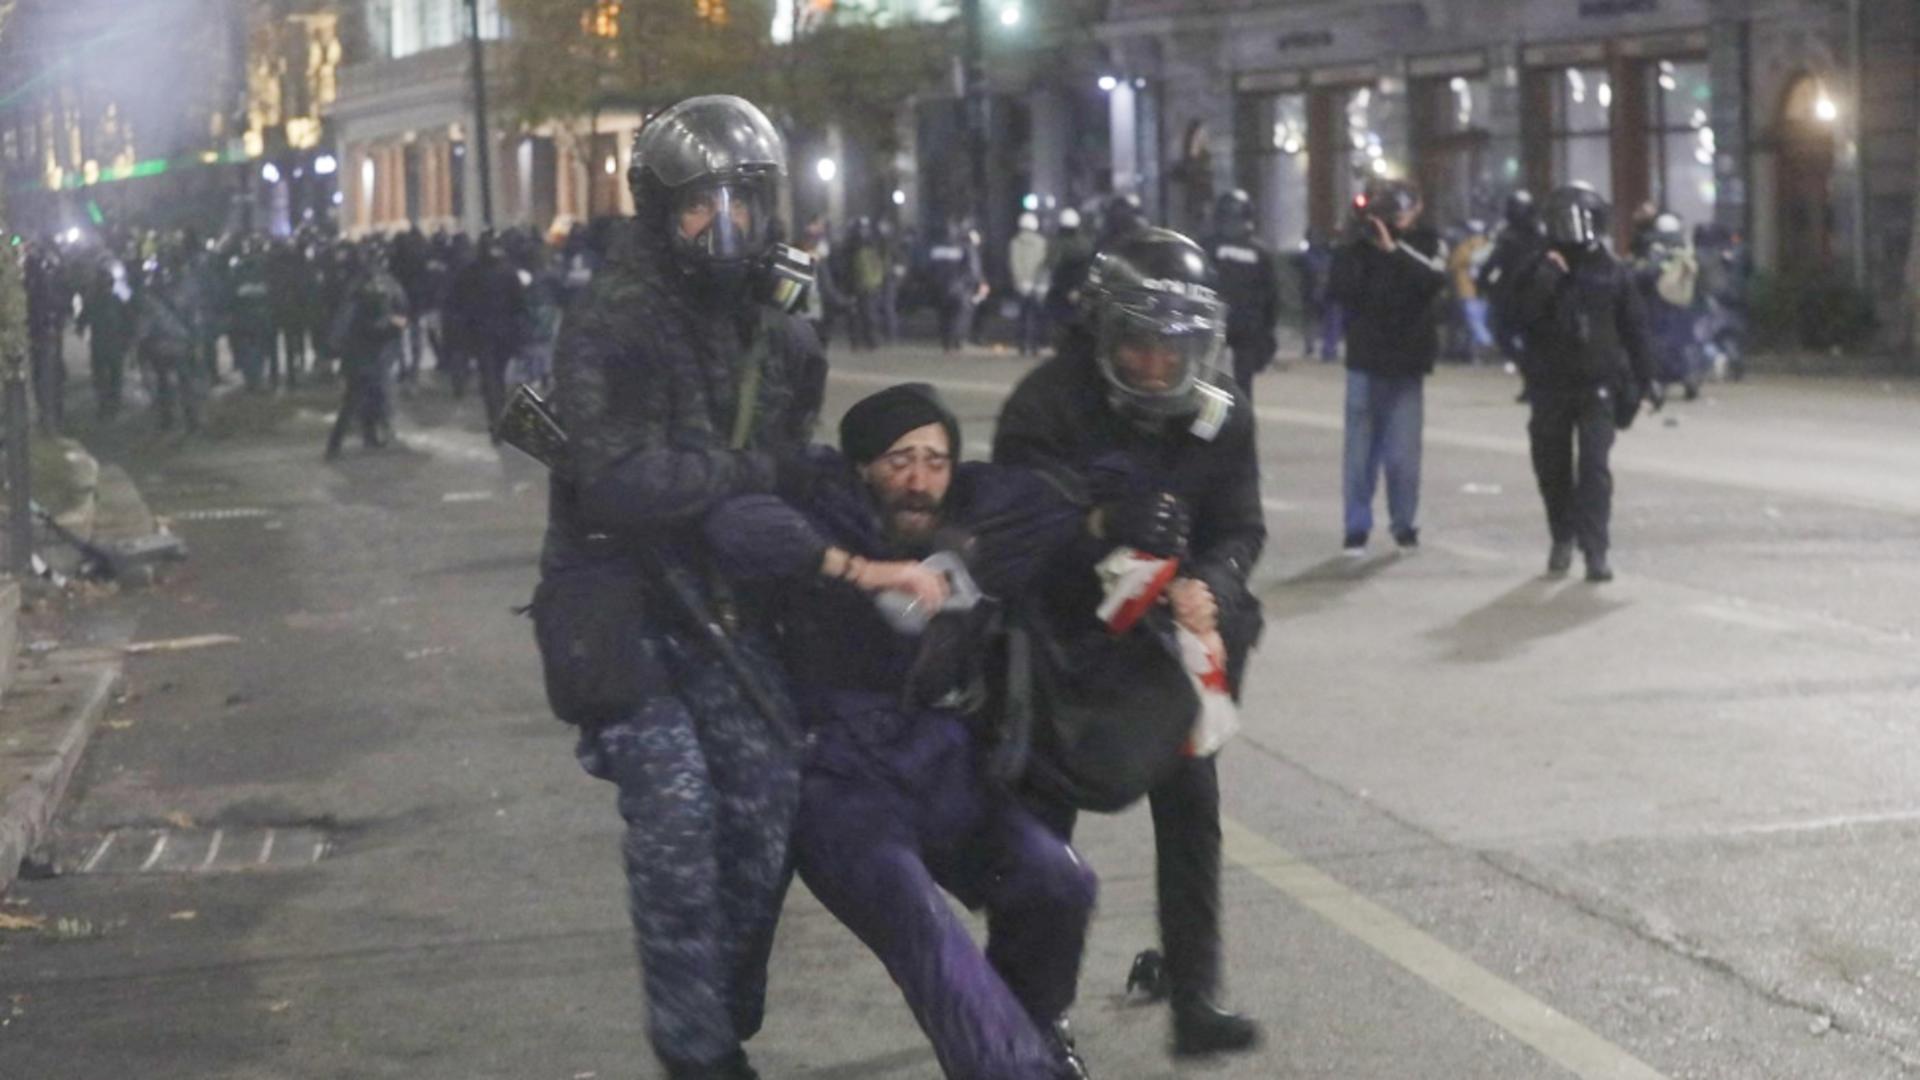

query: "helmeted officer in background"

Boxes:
[227, 238, 276, 392]
[995, 228, 1267, 1060]
[77, 252, 136, 421]
[1477, 189, 1547, 401]
[1511, 183, 1656, 583]
[536, 95, 827, 1080]
[266, 237, 313, 388]
[1043, 208, 1094, 330]
[1095, 191, 1148, 252]
[1204, 189, 1282, 401]
[130, 247, 207, 434]
[323, 241, 408, 459]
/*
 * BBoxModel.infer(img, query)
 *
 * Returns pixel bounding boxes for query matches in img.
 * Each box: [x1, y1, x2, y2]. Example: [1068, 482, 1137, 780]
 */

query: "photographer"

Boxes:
[1511, 183, 1656, 583]
[1328, 178, 1448, 556]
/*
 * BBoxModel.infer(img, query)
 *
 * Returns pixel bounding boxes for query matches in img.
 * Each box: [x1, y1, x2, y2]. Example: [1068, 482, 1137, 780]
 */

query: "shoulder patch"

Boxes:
[1215, 245, 1259, 265]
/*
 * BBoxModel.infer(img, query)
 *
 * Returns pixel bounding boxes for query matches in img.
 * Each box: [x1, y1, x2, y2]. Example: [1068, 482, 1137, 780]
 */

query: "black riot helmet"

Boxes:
[628, 95, 786, 279]
[1099, 192, 1147, 243]
[1359, 177, 1420, 226]
[1082, 227, 1228, 421]
[1542, 183, 1611, 252]
[1504, 189, 1539, 232]
[1213, 188, 1255, 240]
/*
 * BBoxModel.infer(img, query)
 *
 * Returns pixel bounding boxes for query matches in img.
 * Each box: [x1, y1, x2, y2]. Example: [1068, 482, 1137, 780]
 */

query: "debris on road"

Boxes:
[124, 634, 242, 655]
[0, 912, 47, 932]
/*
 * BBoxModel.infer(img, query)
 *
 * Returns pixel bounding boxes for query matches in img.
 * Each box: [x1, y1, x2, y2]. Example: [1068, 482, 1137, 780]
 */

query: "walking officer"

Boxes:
[1203, 189, 1282, 401]
[323, 242, 407, 459]
[994, 228, 1267, 1059]
[534, 95, 826, 1080]
[1512, 183, 1657, 582]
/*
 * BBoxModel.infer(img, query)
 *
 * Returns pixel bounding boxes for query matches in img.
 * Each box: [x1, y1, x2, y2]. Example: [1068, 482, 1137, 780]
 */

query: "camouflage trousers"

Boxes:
[575, 639, 800, 1070]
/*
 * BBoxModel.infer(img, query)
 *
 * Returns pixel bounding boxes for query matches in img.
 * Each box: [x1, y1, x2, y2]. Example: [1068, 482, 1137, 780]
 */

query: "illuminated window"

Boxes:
[697, 0, 730, 25]
[587, 1, 620, 37]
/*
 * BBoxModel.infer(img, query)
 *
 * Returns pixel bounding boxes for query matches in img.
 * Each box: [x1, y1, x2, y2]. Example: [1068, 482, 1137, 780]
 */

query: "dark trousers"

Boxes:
[1032, 754, 1223, 1002]
[30, 330, 65, 433]
[795, 713, 1095, 1080]
[147, 349, 203, 432]
[1017, 295, 1046, 357]
[274, 322, 306, 387]
[232, 328, 273, 390]
[476, 340, 513, 437]
[1229, 336, 1274, 403]
[326, 357, 393, 453]
[576, 642, 799, 1071]
[89, 339, 127, 420]
[1528, 386, 1616, 558]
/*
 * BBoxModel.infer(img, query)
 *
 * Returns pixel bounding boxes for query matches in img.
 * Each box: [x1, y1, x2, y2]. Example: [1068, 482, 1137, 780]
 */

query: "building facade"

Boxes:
[1095, 0, 1918, 313]
[0, 0, 345, 239]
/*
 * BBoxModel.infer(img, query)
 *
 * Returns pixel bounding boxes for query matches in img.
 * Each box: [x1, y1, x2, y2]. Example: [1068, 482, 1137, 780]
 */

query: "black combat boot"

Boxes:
[1171, 995, 1262, 1057]
[1584, 552, 1613, 583]
[1547, 541, 1574, 577]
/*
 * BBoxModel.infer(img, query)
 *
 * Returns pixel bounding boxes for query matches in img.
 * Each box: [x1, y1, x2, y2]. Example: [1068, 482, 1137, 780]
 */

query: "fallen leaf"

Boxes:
[163, 811, 195, 829]
[266, 1000, 293, 1014]
[167, 911, 198, 922]
[105, 719, 135, 731]
[0, 913, 46, 932]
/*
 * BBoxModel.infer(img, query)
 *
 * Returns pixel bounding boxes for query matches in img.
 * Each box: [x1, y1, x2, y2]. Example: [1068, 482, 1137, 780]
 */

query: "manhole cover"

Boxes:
[60, 827, 331, 875]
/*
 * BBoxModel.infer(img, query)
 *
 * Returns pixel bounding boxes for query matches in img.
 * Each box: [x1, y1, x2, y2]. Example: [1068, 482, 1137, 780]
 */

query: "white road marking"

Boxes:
[139, 833, 170, 872]
[80, 833, 116, 873]
[441, 490, 495, 503]
[310, 839, 328, 864]
[170, 507, 274, 522]
[1222, 817, 1671, 1080]
[1710, 808, 1920, 838]
[259, 829, 276, 865]
[199, 829, 224, 871]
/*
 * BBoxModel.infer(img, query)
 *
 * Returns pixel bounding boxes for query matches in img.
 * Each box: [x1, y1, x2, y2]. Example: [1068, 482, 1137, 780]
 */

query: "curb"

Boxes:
[0, 653, 122, 896]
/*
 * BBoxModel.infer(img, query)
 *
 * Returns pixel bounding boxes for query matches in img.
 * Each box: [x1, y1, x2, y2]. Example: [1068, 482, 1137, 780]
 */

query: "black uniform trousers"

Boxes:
[1030, 754, 1223, 1001]
[1528, 385, 1615, 558]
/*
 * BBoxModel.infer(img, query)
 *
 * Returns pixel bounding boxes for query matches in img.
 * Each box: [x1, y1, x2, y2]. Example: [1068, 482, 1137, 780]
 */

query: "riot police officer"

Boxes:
[1512, 184, 1656, 582]
[536, 95, 827, 1080]
[995, 227, 1266, 1060]
[1477, 189, 1547, 401]
[1203, 189, 1282, 401]
[323, 242, 407, 459]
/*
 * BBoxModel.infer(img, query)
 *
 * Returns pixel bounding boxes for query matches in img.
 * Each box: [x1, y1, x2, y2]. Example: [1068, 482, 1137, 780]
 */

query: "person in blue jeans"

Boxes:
[1327, 178, 1448, 555]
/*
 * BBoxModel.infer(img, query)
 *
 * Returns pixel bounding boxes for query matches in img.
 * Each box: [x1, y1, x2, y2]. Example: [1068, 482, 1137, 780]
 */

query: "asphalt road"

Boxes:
[0, 346, 1916, 1080]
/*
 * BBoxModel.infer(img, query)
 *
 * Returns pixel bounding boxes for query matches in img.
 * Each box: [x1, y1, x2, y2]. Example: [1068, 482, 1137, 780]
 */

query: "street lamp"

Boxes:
[262, 162, 282, 185]
[998, 3, 1021, 28]
[315, 153, 339, 176]
[1098, 75, 1118, 93]
[816, 157, 838, 184]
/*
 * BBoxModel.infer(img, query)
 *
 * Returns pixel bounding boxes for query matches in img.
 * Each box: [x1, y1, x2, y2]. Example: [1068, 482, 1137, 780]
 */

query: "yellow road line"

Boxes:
[1221, 817, 1671, 1080]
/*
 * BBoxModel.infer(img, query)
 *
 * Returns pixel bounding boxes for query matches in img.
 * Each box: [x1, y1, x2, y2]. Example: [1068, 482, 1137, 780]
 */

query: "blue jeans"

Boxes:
[1342, 369, 1425, 539]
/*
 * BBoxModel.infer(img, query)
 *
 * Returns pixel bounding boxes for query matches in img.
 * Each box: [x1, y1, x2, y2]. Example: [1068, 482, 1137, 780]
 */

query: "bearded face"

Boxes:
[860, 422, 954, 548]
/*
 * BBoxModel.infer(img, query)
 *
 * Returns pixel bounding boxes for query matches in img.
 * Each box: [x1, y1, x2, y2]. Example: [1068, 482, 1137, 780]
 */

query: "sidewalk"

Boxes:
[0, 445, 158, 896]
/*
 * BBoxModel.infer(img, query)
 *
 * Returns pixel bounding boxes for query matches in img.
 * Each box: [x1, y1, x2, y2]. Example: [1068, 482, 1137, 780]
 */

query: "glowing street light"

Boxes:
[1815, 93, 1839, 123]
[1098, 75, 1118, 93]
[262, 162, 283, 185]
[891, 189, 907, 207]
[816, 157, 838, 183]
[314, 153, 339, 176]
[998, 3, 1021, 28]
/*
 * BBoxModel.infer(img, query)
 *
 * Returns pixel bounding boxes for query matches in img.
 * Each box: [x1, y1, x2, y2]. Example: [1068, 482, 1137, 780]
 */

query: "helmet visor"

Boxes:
[1545, 201, 1599, 248]
[671, 178, 775, 265]
[1095, 287, 1225, 416]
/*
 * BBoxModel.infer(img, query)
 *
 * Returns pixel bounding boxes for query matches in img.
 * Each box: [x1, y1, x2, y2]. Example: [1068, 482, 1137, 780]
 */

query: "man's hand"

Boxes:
[1098, 491, 1192, 559]
[1544, 249, 1570, 274]
[1367, 217, 1394, 253]
[856, 559, 952, 612]
[1167, 577, 1218, 637]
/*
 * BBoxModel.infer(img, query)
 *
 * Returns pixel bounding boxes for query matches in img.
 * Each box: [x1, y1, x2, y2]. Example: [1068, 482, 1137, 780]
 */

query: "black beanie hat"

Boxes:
[839, 383, 962, 465]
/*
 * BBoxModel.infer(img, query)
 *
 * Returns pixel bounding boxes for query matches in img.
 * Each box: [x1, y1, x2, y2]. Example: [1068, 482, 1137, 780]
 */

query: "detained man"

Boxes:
[703, 385, 1190, 1079]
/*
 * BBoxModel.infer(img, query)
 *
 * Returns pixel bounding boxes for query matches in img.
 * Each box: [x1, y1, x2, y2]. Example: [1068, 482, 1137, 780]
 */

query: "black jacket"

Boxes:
[992, 332, 1266, 686]
[541, 222, 827, 586]
[1327, 226, 1448, 378]
[1205, 232, 1282, 357]
[1512, 247, 1654, 395]
[1476, 226, 1547, 361]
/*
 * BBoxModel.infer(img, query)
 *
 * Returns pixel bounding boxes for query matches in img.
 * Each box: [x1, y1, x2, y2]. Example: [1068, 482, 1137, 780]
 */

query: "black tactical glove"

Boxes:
[1101, 491, 1192, 560]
